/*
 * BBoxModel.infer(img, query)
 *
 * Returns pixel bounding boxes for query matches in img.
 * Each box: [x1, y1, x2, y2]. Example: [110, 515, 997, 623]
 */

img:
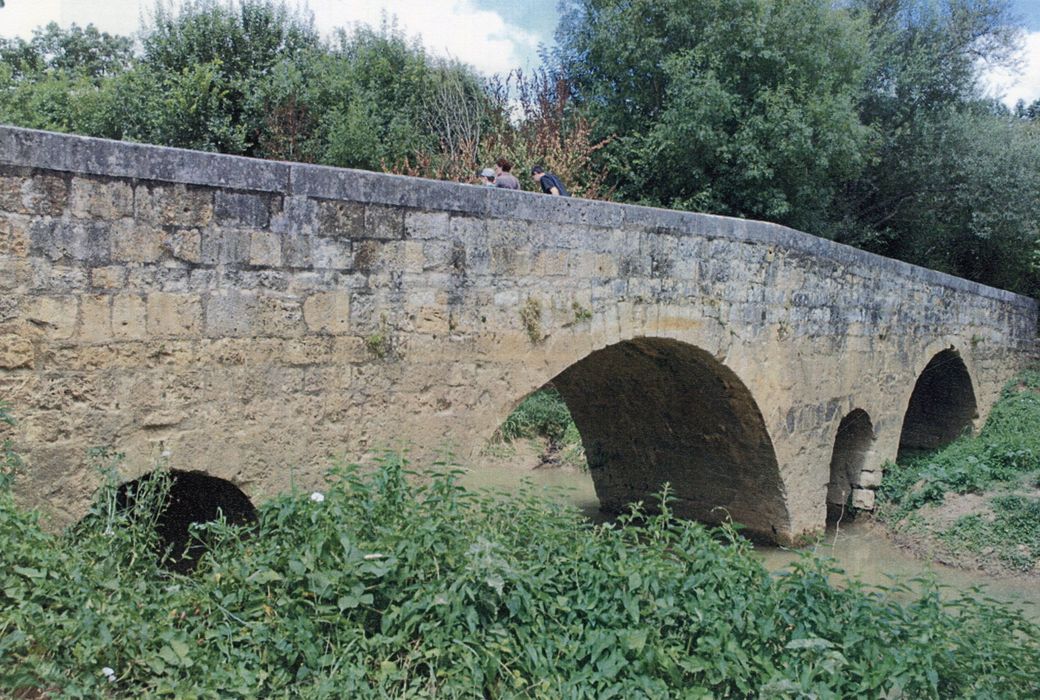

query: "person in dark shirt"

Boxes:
[531, 165, 569, 196]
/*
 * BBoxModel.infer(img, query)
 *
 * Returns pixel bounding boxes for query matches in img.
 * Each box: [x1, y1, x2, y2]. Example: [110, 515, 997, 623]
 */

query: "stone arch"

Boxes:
[826, 409, 875, 518]
[898, 348, 978, 459]
[116, 470, 257, 573]
[542, 336, 789, 542]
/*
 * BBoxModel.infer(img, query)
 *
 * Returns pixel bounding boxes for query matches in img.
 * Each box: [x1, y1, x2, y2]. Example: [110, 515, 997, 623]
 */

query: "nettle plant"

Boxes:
[1, 449, 1038, 697]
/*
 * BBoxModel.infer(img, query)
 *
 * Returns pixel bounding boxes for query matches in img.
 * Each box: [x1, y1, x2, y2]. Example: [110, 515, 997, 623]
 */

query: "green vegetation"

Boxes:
[2, 453, 1039, 697]
[496, 387, 586, 469]
[877, 372, 1040, 572]
[554, 0, 1040, 296]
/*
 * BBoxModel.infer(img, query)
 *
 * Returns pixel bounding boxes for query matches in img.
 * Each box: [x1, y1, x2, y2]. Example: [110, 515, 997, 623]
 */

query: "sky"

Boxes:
[0, 0, 1038, 106]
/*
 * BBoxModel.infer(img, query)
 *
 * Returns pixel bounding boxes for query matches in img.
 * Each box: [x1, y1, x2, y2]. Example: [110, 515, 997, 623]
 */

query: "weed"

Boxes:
[520, 297, 543, 343]
[365, 332, 388, 358]
[571, 301, 592, 322]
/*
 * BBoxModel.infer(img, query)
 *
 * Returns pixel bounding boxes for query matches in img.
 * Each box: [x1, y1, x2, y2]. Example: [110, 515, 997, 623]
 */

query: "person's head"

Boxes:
[496, 158, 512, 174]
[531, 165, 545, 182]
[479, 167, 496, 186]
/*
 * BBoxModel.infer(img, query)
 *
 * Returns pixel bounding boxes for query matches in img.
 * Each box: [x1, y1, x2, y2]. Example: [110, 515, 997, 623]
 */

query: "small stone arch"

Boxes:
[826, 409, 875, 519]
[898, 348, 979, 459]
[116, 470, 257, 573]
[546, 336, 790, 542]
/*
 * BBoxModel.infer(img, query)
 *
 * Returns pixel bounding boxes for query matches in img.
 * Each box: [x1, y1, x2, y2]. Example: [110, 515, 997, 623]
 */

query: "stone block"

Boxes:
[201, 228, 251, 266]
[79, 294, 112, 342]
[0, 171, 68, 216]
[534, 250, 568, 277]
[282, 233, 313, 268]
[0, 214, 29, 256]
[249, 230, 283, 267]
[403, 241, 425, 272]
[112, 294, 147, 340]
[317, 200, 364, 238]
[29, 219, 110, 264]
[270, 196, 318, 236]
[135, 183, 214, 226]
[147, 292, 202, 337]
[162, 228, 202, 264]
[855, 469, 883, 489]
[69, 177, 133, 219]
[25, 296, 78, 339]
[205, 290, 257, 337]
[111, 220, 162, 262]
[214, 191, 273, 228]
[851, 488, 876, 510]
[0, 333, 33, 368]
[253, 293, 304, 337]
[405, 210, 449, 240]
[353, 240, 382, 274]
[303, 291, 351, 335]
[364, 204, 405, 240]
[91, 266, 126, 290]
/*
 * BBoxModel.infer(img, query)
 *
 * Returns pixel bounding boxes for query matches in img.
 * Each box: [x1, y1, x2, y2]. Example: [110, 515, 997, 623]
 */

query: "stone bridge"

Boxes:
[0, 126, 1036, 544]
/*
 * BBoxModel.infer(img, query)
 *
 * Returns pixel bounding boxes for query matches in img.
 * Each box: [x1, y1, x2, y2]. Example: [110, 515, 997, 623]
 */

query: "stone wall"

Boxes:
[0, 126, 1036, 542]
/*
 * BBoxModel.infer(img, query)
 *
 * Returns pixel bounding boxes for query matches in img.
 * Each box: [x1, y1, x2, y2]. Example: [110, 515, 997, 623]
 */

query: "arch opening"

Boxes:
[898, 349, 978, 460]
[547, 337, 790, 542]
[826, 409, 874, 522]
[116, 470, 257, 573]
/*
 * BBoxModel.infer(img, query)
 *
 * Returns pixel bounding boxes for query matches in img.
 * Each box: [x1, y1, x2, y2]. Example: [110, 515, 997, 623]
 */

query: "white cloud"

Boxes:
[0, 0, 540, 76]
[981, 31, 1040, 107]
[309, 0, 539, 75]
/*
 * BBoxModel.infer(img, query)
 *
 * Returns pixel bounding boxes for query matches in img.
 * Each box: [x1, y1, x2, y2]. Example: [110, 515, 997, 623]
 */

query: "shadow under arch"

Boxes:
[116, 470, 258, 573]
[550, 337, 790, 542]
[898, 348, 979, 460]
[826, 409, 875, 521]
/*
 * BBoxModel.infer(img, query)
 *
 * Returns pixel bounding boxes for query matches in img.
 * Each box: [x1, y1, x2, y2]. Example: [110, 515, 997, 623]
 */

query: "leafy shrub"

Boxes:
[2, 455, 1039, 697]
[497, 387, 574, 443]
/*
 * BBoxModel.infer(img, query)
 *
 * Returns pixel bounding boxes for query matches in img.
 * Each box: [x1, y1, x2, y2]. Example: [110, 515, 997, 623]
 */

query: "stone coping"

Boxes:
[1, 124, 1034, 310]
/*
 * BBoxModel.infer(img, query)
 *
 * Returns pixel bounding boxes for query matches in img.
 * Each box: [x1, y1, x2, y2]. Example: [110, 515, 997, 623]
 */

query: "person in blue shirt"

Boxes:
[531, 165, 569, 196]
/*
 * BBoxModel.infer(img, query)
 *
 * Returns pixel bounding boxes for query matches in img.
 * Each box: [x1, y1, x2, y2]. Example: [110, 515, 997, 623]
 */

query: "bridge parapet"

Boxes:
[1, 125, 1035, 541]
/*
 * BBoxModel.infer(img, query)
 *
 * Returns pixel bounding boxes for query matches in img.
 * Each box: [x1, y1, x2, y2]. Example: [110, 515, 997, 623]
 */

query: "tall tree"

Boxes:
[555, 0, 873, 231]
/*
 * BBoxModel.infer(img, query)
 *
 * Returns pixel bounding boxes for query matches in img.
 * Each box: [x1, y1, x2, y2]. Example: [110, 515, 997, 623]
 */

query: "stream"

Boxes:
[457, 460, 1040, 621]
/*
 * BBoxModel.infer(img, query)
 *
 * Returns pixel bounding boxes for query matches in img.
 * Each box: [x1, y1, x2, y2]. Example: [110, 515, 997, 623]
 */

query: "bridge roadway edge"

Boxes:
[0, 125, 1036, 543]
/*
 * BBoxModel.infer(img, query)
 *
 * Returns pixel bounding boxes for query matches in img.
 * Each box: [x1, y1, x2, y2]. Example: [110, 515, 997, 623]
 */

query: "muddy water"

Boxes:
[457, 461, 1040, 621]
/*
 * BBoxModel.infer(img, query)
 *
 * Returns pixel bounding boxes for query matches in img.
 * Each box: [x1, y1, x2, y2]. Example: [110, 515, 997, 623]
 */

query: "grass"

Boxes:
[2, 451, 1040, 697]
[877, 371, 1040, 574]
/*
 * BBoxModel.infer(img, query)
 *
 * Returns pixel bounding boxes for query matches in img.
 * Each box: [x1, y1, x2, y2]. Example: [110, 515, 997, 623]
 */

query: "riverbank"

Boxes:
[874, 372, 1040, 579]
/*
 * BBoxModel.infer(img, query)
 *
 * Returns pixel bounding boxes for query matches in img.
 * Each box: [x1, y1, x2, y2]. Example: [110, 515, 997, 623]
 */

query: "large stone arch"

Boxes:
[517, 336, 790, 542]
[898, 347, 979, 458]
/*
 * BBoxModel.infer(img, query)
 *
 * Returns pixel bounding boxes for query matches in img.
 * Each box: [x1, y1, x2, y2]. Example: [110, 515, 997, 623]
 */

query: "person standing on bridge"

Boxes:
[531, 165, 569, 196]
[494, 158, 520, 190]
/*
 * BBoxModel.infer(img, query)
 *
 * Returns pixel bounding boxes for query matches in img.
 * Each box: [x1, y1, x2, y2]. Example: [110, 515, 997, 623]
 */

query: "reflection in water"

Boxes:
[457, 461, 1040, 621]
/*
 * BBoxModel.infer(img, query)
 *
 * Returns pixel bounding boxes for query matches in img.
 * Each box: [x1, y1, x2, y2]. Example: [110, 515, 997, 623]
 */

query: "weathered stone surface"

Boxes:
[0, 334, 33, 368]
[851, 489, 876, 510]
[147, 293, 202, 337]
[0, 126, 1035, 545]
[303, 291, 351, 335]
